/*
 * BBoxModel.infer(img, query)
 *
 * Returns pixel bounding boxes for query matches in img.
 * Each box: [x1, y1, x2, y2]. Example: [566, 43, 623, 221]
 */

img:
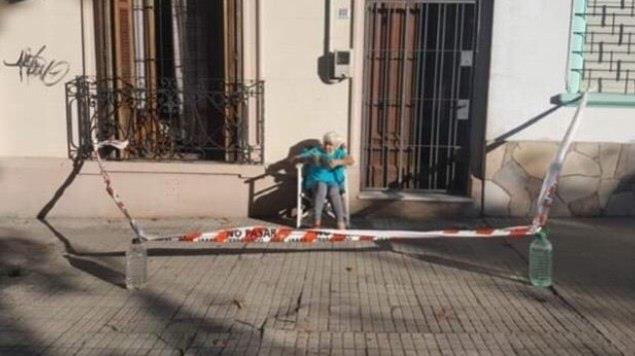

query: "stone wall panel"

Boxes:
[512, 142, 558, 179]
[599, 143, 621, 179]
[483, 140, 635, 217]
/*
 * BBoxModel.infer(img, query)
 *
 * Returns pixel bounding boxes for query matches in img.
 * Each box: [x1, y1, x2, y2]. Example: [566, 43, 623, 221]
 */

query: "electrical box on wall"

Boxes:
[332, 50, 351, 79]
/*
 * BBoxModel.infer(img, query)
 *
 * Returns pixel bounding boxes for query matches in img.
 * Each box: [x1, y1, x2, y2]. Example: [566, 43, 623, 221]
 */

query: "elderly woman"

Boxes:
[293, 131, 354, 229]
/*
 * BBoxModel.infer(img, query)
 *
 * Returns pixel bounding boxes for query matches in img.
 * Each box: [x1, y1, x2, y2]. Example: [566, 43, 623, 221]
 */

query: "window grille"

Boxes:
[361, 0, 478, 193]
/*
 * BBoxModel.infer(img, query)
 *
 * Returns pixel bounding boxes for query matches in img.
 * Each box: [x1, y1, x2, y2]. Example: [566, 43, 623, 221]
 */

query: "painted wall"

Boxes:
[260, 0, 352, 163]
[0, 158, 265, 218]
[487, 0, 635, 143]
[0, 0, 95, 158]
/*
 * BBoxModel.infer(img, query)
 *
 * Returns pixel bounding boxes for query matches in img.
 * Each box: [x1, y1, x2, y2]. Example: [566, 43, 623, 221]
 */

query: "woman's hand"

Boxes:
[327, 159, 341, 169]
[325, 155, 355, 169]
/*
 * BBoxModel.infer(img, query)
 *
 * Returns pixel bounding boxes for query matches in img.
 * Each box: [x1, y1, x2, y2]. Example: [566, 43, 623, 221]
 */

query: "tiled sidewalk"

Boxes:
[0, 217, 632, 355]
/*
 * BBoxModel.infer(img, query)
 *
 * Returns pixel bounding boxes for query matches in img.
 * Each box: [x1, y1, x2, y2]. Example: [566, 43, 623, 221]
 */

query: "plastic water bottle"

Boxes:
[126, 242, 147, 290]
[529, 231, 553, 287]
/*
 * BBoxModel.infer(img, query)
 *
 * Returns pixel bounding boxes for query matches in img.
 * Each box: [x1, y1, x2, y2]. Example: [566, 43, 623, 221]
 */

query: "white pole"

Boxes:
[296, 164, 303, 229]
[344, 169, 351, 227]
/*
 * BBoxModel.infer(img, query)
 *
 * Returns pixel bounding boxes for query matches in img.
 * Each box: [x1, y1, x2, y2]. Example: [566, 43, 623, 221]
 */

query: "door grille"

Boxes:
[361, 0, 478, 193]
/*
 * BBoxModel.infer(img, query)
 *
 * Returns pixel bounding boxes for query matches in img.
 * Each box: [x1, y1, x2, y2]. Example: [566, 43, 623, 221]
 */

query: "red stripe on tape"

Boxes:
[302, 231, 317, 243]
[182, 231, 202, 242]
[272, 228, 292, 242]
[330, 234, 346, 242]
[475, 228, 495, 236]
[360, 235, 374, 241]
[214, 230, 229, 243]
[443, 229, 460, 234]
[508, 226, 531, 238]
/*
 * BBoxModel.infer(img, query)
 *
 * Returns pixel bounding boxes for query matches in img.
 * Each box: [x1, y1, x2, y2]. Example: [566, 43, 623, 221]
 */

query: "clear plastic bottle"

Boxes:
[529, 231, 553, 287]
[125, 242, 147, 290]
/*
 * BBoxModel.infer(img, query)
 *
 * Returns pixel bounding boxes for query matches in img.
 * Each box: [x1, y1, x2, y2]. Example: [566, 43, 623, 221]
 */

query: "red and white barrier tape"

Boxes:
[530, 92, 588, 232]
[142, 225, 535, 243]
[91, 139, 147, 240]
[90, 94, 587, 243]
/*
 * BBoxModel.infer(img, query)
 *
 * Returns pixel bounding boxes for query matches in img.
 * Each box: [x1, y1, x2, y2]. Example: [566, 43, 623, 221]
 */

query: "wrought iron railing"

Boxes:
[66, 76, 264, 163]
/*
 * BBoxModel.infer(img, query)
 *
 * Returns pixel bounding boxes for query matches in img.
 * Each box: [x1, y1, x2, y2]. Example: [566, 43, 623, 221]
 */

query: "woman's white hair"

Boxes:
[323, 131, 343, 147]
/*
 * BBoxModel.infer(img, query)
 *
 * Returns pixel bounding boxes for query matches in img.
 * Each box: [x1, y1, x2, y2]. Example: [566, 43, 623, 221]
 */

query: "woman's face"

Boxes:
[323, 141, 335, 154]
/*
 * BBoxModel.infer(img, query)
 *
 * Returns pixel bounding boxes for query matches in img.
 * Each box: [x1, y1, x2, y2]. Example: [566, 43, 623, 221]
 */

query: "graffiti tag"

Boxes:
[3, 45, 70, 86]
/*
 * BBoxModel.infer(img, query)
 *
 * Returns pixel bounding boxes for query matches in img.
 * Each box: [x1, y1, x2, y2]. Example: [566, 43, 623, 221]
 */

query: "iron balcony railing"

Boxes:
[66, 76, 264, 164]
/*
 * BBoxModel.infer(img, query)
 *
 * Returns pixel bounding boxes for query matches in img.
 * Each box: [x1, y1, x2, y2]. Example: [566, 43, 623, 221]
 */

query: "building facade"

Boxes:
[1, 0, 634, 219]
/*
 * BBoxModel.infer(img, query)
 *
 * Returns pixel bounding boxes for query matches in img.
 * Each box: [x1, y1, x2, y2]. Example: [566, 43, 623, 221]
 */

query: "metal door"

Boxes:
[361, 0, 478, 193]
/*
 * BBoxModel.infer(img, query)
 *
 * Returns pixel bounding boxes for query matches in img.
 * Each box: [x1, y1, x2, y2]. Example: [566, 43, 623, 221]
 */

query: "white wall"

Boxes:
[487, 0, 635, 144]
[0, 0, 94, 158]
[261, 0, 351, 163]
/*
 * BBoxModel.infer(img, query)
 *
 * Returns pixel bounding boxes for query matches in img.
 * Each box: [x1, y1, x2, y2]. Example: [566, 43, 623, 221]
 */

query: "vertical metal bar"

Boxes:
[428, 4, 441, 189]
[78, 77, 91, 153]
[397, 1, 411, 186]
[381, 4, 392, 188]
[370, 2, 378, 188]
[417, 2, 430, 189]
[410, 3, 422, 189]
[431, 2, 440, 189]
[451, 3, 467, 182]
[435, 3, 448, 190]
[65, 82, 74, 158]
[360, 3, 376, 188]
[445, 3, 460, 188]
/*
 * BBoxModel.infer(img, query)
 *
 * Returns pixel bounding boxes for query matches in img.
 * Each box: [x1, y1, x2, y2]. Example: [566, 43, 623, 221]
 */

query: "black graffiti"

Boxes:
[3, 45, 70, 86]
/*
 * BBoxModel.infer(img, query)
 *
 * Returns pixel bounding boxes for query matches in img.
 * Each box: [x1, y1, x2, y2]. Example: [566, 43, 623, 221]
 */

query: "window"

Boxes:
[564, 0, 635, 106]
[70, 0, 263, 163]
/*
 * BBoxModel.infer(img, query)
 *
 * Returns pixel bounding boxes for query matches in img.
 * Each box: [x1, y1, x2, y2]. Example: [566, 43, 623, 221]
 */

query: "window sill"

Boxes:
[80, 159, 266, 177]
[358, 191, 473, 203]
[556, 93, 635, 107]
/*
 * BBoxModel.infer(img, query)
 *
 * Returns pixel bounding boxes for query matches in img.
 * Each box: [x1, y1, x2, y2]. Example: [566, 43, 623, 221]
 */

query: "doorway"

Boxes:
[361, 0, 481, 194]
